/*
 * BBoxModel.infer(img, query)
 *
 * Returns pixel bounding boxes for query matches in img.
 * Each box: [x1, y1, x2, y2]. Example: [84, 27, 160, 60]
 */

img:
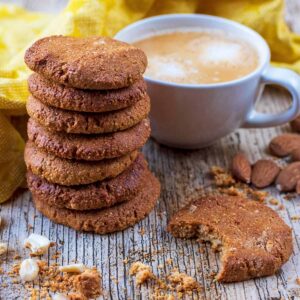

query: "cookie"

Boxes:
[24, 141, 138, 186]
[26, 95, 150, 134]
[27, 153, 148, 210]
[28, 73, 147, 113]
[32, 171, 160, 234]
[27, 118, 150, 161]
[24, 35, 147, 90]
[168, 195, 293, 282]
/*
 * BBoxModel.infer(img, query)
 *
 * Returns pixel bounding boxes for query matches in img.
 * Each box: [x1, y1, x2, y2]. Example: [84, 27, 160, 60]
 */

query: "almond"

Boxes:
[269, 134, 300, 157]
[231, 152, 251, 183]
[24, 233, 51, 255]
[291, 116, 300, 132]
[19, 258, 39, 282]
[59, 263, 86, 273]
[251, 159, 280, 188]
[74, 269, 102, 299]
[276, 162, 300, 192]
[291, 148, 300, 161]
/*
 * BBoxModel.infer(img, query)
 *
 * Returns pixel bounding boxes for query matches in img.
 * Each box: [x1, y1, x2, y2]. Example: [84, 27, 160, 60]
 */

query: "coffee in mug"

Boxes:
[134, 30, 259, 84]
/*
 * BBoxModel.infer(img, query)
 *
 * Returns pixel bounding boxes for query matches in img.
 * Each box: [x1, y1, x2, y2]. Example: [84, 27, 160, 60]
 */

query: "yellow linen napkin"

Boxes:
[0, 0, 299, 203]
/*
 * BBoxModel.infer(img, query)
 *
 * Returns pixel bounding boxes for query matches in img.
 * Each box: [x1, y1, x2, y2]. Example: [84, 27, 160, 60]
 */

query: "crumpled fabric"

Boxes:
[0, 0, 299, 203]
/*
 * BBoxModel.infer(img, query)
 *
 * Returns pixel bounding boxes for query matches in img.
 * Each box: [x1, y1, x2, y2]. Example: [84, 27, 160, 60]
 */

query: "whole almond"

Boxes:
[276, 162, 300, 192]
[291, 116, 300, 132]
[251, 159, 280, 188]
[269, 134, 300, 157]
[291, 148, 300, 161]
[231, 152, 251, 183]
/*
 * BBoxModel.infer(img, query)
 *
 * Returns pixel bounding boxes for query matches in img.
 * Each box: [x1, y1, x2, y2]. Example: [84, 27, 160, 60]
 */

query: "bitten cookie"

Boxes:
[27, 118, 150, 161]
[28, 73, 147, 113]
[27, 95, 150, 134]
[24, 141, 138, 185]
[168, 195, 293, 282]
[24, 36, 147, 90]
[27, 153, 148, 210]
[32, 171, 160, 234]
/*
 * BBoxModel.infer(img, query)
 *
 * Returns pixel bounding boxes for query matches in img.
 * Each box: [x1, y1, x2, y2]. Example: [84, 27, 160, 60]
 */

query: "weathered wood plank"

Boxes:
[2, 87, 300, 300]
[1, 0, 300, 299]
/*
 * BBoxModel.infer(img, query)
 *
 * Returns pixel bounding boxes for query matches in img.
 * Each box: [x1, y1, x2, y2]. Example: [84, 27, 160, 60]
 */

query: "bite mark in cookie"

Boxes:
[168, 195, 293, 282]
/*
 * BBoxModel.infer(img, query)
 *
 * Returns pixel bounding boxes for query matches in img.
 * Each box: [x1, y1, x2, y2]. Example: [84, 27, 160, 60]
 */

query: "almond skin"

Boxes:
[291, 148, 300, 161]
[269, 134, 300, 157]
[276, 162, 300, 192]
[231, 152, 251, 183]
[290, 116, 300, 133]
[251, 159, 280, 188]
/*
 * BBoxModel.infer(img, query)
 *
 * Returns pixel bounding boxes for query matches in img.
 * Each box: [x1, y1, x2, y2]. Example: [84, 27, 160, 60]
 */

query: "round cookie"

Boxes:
[27, 118, 150, 161]
[27, 95, 150, 134]
[168, 194, 293, 282]
[28, 73, 147, 113]
[32, 171, 160, 234]
[24, 35, 147, 90]
[27, 153, 148, 210]
[24, 141, 138, 186]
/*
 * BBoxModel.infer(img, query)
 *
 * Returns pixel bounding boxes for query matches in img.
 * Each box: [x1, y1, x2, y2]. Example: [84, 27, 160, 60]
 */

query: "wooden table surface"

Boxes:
[1, 1, 300, 299]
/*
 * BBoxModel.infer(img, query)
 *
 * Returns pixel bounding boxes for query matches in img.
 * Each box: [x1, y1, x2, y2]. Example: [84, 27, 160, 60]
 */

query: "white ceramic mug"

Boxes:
[115, 14, 300, 149]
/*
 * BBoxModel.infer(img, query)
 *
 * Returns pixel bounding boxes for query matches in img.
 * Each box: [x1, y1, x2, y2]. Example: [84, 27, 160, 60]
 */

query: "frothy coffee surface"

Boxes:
[134, 30, 259, 84]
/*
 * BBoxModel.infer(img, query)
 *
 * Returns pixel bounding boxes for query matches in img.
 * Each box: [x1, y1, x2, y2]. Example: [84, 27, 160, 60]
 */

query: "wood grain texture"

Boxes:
[1, 1, 300, 299]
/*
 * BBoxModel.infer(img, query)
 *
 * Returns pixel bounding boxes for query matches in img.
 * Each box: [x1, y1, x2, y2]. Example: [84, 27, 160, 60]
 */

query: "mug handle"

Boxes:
[243, 66, 300, 128]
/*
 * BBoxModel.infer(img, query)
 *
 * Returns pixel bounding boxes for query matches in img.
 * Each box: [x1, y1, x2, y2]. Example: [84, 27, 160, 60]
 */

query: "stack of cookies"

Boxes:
[23, 36, 160, 234]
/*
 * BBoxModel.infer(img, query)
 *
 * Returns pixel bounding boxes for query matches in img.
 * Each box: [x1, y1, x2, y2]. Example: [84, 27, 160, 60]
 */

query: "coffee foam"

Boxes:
[199, 41, 242, 65]
[148, 56, 199, 82]
[149, 56, 187, 79]
[134, 30, 259, 84]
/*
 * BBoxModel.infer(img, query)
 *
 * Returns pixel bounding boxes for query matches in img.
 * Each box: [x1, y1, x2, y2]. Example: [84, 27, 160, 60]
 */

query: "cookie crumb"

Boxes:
[250, 190, 268, 202]
[269, 198, 279, 205]
[123, 258, 129, 264]
[218, 186, 245, 197]
[291, 215, 300, 221]
[74, 269, 102, 299]
[68, 293, 86, 300]
[129, 262, 154, 284]
[167, 269, 202, 292]
[211, 166, 235, 187]
[139, 227, 146, 236]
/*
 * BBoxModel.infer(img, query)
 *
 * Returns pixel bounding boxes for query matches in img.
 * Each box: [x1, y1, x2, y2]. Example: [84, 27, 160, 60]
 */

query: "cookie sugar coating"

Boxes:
[24, 141, 138, 186]
[27, 153, 148, 210]
[27, 118, 150, 161]
[168, 195, 293, 282]
[27, 95, 150, 134]
[32, 171, 160, 234]
[24, 35, 147, 90]
[28, 73, 147, 113]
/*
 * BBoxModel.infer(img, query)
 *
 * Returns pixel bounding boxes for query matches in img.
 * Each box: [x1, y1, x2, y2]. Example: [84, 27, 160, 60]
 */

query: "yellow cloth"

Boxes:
[0, 0, 299, 203]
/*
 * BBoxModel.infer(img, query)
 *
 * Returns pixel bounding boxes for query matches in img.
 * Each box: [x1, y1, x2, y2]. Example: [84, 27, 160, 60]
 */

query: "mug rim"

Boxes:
[115, 13, 271, 89]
